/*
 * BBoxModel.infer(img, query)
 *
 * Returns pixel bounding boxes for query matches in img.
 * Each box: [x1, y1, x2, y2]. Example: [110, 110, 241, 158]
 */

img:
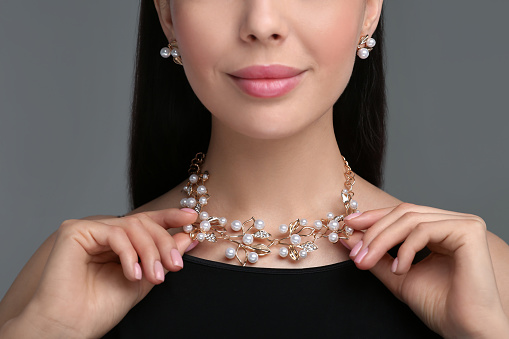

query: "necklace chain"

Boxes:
[180, 153, 358, 266]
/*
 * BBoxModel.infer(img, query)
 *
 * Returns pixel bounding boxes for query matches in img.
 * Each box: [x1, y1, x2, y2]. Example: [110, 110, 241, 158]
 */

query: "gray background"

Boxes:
[1, 2, 507, 299]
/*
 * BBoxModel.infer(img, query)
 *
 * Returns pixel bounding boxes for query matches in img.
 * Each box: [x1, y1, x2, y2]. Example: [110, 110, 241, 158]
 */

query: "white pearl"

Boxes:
[344, 226, 354, 236]
[180, 198, 187, 208]
[248, 252, 259, 264]
[183, 225, 194, 233]
[186, 197, 197, 208]
[366, 38, 376, 48]
[225, 247, 236, 259]
[189, 174, 199, 184]
[254, 219, 265, 230]
[231, 220, 242, 232]
[219, 217, 227, 226]
[196, 233, 206, 242]
[350, 200, 358, 210]
[342, 189, 349, 195]
[279, 247, 289, 258]
[243, 234, 254, 245]
[291, 234, 301, 245]
[299, 250, 308, 259]
[197, 185, 207, 195]
[200, 220, 211, 232]
[183, 186, 189, 193]
[199, 196, 208, 206]
[199, 211, 209, 221]
[313, 220, 323, 230]
[326, 212, 334, 221]
[203, 173, 209, 180]
[300, 219, 308, 226]
[160, 47, 171, 58]
[328, 220, 340, 231]
[329, 233, 339, 243]
[357, 48, 370, 59]
[170, 48, 180, 58]
[279, 224, 289, 233]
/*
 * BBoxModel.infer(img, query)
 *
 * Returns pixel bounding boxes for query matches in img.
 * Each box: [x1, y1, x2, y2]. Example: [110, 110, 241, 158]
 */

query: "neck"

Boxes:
[201, 110, 349, 227]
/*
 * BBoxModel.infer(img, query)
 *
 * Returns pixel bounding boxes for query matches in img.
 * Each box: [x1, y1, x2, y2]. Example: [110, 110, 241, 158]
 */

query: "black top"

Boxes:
[103, 254, 442, 338]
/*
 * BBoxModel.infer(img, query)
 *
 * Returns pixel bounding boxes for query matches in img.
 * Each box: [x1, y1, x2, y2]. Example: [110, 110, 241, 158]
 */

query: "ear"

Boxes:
[153, 0, 175, 40]
[362, 0, 383, 36]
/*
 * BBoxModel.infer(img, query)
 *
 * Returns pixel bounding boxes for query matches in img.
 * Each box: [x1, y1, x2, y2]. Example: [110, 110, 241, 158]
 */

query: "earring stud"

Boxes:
[357, 35, 376, 59]
[160, 40, 183, 65]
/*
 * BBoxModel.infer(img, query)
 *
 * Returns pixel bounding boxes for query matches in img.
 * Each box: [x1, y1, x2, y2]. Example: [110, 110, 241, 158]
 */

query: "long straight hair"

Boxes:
[129, 1, 387, 210]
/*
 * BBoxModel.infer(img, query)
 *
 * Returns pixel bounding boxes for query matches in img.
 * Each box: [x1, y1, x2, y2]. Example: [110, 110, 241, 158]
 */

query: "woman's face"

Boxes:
[155, 0, 382, 140]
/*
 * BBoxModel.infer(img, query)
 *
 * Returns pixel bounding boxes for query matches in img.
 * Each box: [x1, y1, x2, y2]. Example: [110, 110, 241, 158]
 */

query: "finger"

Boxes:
[172, 232, 195, 254]
[100, 208, 198, 230]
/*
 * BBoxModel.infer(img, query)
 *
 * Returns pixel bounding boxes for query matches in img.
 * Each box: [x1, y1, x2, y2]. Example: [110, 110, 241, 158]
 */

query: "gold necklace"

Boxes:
[180, 153, 358, 266]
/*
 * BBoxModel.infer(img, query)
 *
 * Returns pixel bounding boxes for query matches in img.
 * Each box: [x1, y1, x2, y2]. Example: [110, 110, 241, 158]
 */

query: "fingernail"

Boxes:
[345, 212, 362, 221]
[391, 257, 399, 274]
[181, 208, 198, 215]
[355, 247, 369, 264]
[185, 240, 199, 253]
[350, 240, 363, 257]
[134, 262, 142, 280]
[154, 260, 165, 282]
[170, 249, 184, 269]
[339, 239, 351, 250]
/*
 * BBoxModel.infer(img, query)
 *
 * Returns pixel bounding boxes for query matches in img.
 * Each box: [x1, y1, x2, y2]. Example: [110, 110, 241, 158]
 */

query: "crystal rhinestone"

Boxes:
[199, 196, 208, 206]
[254, 230, 271, 239]
[326, 212, 334, 220]
[197, 185, 207, 195]
[279, 224, 289, 233]
[196, 233, 206, 242]
[219, 217, 227, 226]
[183, 225, 194, 233]
[279, 247, 289, 258]
[328, 220, 340, 231]
[300, 241, 318, 252]
[231, 220, 242, 232]
[291, 234, 301, 245]
[300, 219, 308, 226]
[350, 200, 358, 210]
[189, 174, 199, 184]
[299, 250, 308, 259]
[328, 233, 339, 243]
[225, 247, 236, 259]
[199, 211, 209, 221]
[313, 220, 323, 230]
[186, 197, 197, 208]
[200, 220, 211, 232]
[205, 233, 217, 242]
[254, 219, 265, 230]
[243, 234, 254, 245]
[248, 252, 259, 264]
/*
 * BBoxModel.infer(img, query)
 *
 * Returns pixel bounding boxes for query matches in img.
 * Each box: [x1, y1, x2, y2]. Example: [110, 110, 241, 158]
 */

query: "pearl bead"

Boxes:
[225, 247, 236, 259]
[313, 220, 323, 230]
[344, 226, 354, 236]
[248, 252, 259, 264]
[279, 247, 289, 258]
[199, 196, 208, 206]
[160, 47, 171, 58]
[183, 186, 189, 193]
[196, 233, 206, 242]
[219, 217, 227, 226]
[342, 189, 349, 195]
[350, 200, 358, 210]
[189, 174, 199, 184]
[200, 220, 211, 232]
[231, 220, 242, 232]
[366, 38, 376, 48]
[300, 219, 308, 226]
[203, 173, 209, 180]
[357, 48, 370, 59]
[170, 48, 180, 58]
[291, 234, 301, 245]
[183, 225, 194, 233]
[180, 198, 187, 208]
[326, 212, 334, 220]
[186, 198, 197, 208]
[328, 220, 340, 231]
[199, 211, 209, 221]
[254, 219, 265, 230]
[243, 234, 254, 245]
[197, 185, 207, 195]
[279, 224, 289, 233]
[299, 250, 308, 259]
[329, 233, 339, 243]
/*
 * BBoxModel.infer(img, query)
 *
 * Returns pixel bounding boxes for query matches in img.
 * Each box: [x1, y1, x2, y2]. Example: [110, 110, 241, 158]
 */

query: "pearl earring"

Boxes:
[357, 35, 376, 60]
[160, 40, 183, 65]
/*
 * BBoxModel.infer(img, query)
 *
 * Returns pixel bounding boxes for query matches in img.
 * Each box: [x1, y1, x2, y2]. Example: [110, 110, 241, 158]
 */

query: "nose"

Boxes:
[239, 0, 289, 45]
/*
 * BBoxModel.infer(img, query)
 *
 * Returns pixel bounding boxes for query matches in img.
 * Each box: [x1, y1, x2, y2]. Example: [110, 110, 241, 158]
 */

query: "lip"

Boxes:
[228, 65, 306, 98]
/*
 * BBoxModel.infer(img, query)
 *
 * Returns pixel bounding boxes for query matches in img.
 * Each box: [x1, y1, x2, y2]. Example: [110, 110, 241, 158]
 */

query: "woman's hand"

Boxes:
[3, 208, 199, 338]
[342, 203, 509, 338]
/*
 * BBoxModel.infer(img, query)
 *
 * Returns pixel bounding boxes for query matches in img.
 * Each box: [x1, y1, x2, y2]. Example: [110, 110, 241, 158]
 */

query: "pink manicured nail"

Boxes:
[185, 240, 199, 253]
[350, 240, 363, 257]
[339, 239, 351, 250]
[391, 257, 399, 273]
[170, 249, 184, 269]
[154, 260, 165, 282]
[134, 262, 142, 280]
[345, 212, 362, 221]
[355, 248, 369, 264]
[181, 208, 198, 215]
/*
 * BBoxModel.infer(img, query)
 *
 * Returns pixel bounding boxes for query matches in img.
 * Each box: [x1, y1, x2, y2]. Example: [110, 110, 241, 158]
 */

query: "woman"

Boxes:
[1, 0, 508, 337]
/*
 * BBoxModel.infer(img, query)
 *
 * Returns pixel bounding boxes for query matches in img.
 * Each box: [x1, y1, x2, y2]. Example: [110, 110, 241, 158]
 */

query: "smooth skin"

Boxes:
[1, 0, 509, 338]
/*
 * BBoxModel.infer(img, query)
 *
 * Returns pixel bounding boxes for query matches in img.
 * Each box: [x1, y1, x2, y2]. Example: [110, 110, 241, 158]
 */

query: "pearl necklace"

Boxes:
[180, 153, 358, 266]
